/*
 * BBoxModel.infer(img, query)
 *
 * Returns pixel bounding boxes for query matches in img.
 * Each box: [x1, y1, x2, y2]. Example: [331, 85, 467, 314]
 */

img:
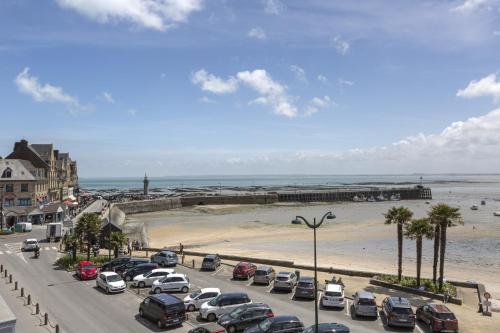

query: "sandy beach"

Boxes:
[124, 181, 500, 294]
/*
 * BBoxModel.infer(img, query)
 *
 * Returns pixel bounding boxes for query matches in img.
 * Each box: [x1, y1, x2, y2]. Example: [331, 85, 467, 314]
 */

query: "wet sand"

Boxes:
[125, 183, 500, 294]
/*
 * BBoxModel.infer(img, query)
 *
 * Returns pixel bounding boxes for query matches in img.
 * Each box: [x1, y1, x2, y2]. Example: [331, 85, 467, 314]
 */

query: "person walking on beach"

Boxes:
[179, 242, 184, 255]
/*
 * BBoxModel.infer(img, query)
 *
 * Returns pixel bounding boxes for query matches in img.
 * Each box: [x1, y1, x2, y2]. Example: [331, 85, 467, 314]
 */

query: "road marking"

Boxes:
[5, 250, 11, 254]
[317, 291, 323, 308]
[415, 323, 424, 333]
[212, 267, 224, 276]
[0, 251, 3, 255]
[246, 280, 254, 287]
[44, 247, 50, 250]
[51, 246, 57, 250]
[267, 285, 274, 293]
[345, 300, 350, 316]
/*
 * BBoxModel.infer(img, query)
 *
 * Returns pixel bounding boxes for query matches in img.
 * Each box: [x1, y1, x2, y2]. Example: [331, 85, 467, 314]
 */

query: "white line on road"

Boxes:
[345, 299, 350, 316]
[246, 280, 254, 287]
[415, 323, 424, 333]
[212, 266, 224, 276]
[5, 250, 11, 254]
[51, 246, 57, 250]
[317, 291, 323, 308]
[0, 251, 3, 255]
[267, 285, 274, 293]
[45, 247, 50, 250]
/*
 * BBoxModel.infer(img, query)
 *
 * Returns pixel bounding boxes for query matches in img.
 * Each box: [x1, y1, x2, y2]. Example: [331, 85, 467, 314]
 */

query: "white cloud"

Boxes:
[290, 65, 307, 83]
[102, 91, 115, 103]
[304, 96, 333, 116]
[237, 69, 298, 117]
[317, 74, 328, 83]
[15, 67, 85, 113]
[332, 35, 350, 55]
[263, 0, 284, 15]
[56, 0, 203, 31]
[248, 27, 266, 40]
[191, 69, 239, 94]
[457, 73, 500, 102]
[338, 78, 355, 87]
[452, 0, 490, 11]
[199, 96, 216, 104]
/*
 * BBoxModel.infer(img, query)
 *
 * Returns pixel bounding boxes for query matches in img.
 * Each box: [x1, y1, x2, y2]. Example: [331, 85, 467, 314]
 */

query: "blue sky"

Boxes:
[1, 0, 500, 177]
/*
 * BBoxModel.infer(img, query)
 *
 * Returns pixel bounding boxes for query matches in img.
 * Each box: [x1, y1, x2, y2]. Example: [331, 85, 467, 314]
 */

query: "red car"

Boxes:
[416, 303, 459, 333]
[232, 262, 257, 280]
[76, 261, 98, 280]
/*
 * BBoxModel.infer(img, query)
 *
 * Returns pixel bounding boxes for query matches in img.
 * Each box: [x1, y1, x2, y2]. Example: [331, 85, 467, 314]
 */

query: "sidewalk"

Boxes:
[0, 276, 51, 333]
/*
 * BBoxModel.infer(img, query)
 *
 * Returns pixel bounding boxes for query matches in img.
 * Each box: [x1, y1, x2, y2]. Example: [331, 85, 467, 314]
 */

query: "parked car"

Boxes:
[100, 257, 131, 272]
[253, 266, 276, 285]
[352, 291, 378, 318]
[21, 238, 39, 251]
[202, 254, 222, 271]
[132, 268, 174, 288]
[416, 303, 459, 333]
[303, 323, 350, 333]
[189, 323, 227, 333]
[76, 261, 98, 280]
[294, 277, 316, 299]
[17, 222, 32, 232]
[96, 272, 126, 294]
[151, 273, 190, 294]
[218, 303, 274, 333]
[321, 283, 345, 308]
[115, 258, 151, 274]
[200, 293, 252, 322]
[273, 272, 297, 292]
[382, 296, 415, 329]
[122, 263, 158, 282]
[184, 288, 221, 311]
[233, 262, 257, 280]
[244, 315, 304, 333]
[139, 293, 186, 329]
[151, 250, 178, 267]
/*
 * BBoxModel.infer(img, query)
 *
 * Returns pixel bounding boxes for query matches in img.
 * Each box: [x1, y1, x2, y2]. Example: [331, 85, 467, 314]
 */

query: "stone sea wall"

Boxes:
[114, 197, 182, 214]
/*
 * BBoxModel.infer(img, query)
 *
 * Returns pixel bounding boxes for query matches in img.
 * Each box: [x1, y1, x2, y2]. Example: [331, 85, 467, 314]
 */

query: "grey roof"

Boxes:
[30, 144, 53, 158]
[0, 159, 37, 181]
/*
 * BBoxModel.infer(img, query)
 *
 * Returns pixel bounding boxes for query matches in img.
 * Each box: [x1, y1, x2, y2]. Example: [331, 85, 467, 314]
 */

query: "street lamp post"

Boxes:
[0, 185, 4, 232]
[108, 201, 112, 260]
[292, 211, 336, 333]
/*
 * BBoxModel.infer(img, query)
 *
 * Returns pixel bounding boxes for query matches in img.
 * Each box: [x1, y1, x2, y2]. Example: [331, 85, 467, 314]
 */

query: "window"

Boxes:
[21, 183, 29, 192]
[1, 168, 12, 178]
[5, 184, 13, 193]
[4, 199, 14, 207]
[17, 198, 32, 206]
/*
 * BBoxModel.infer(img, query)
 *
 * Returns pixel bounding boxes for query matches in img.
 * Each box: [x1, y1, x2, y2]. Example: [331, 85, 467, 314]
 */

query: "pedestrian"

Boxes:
[179, 242, 184, 255]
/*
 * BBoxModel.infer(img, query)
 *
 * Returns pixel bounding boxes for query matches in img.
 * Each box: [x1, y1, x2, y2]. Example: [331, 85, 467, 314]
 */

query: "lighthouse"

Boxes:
[143, 173, 149, 195]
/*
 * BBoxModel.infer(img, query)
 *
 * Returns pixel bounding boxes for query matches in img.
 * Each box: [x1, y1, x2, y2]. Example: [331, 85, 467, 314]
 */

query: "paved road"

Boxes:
[0, 228, 425, 333]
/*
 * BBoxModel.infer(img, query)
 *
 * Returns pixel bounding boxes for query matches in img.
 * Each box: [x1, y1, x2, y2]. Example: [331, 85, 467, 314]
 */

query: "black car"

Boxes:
[115, 258, 150, 274]
[101, 257, 131, 272]
[218, 303, 274, 333]
[122, 263, 158, 281]
[303, 323, 350, 333]
[139, 293, 186, 329]
[244, 315, 303, 333]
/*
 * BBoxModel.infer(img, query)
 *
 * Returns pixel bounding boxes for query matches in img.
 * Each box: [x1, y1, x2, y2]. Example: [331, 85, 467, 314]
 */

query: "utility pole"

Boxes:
[0, 185, 4, 231]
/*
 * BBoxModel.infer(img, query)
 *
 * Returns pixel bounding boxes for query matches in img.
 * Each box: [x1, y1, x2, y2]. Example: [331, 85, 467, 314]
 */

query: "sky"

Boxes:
[1, 0, 500, 177]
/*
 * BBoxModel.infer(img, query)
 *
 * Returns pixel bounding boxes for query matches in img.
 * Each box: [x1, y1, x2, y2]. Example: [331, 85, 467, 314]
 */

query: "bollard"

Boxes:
[182, 255, 185, 264]
[36, 303, 40, 314]
[9, 274, 12, 283]
[44, 313, 48, 325]
[4, 269, 7, 277]
[27, 294, 31, 305]
[14, 281, 18, 290]
[192, 259, 195, 268]
[21, 287, 24, 297]
[56, 324, 60, 333]
[0, 264, 3, 272]
[146, 250, 148, 257]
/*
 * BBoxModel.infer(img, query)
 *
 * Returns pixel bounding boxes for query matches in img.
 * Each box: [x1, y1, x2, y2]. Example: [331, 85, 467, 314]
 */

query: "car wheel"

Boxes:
[157, 320, 163, 329]
[181, 286, 188, 293]
[154, 287, 162, 294]
[187, 304, 195, 312]
[138, 281, 145, 288]
[125, 275, 132, 282]
[106, 287, 110, 294]
[428, 322, 433, 333]
[139, 309, 144, 317]
[207, 313, 217, 322]
[227, 325, 236, 333]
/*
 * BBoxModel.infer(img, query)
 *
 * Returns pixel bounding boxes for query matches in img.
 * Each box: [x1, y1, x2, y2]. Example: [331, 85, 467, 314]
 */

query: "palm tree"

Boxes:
[428, 204, 462, 291]
[405, 218, 434, 286]
[110, 231, 126, 258]
[384, 206, 414, 281]
[75, 213, 101, 261]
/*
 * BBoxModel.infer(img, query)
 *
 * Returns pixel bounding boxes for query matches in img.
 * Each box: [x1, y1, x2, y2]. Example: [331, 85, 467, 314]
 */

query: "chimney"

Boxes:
[14, 139, 29, 152]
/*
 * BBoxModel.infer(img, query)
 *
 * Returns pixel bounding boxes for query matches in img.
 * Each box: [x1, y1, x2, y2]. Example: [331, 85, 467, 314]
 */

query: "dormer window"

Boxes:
[1, 168, 12, 178]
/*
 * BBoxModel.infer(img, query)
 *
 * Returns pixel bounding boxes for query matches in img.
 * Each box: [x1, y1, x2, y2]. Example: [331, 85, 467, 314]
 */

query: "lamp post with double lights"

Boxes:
[291, 211, 336, 333]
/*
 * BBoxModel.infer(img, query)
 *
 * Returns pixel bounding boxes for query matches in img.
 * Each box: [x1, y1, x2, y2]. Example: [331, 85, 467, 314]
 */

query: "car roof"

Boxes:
[273, 315, 300, 323]
[168, 273, 187, 278]
[237, 262, 251, 266]
[256, 265, 272, 270]
[277, 271, 293, 276]
[387, 297, 411, 308]
[200, 288, 221, 293]
[25, 238, 37, 242]
[135, 263, 155, 267]
[79, 261, 93, 265]
[298, 277, 314, 282]
[313, 323, 350, 332]
[238, 303, 270, 310]
[101, 271, 119, 276]
[199, 323, 226, 331]
[356, 291, 374, 299]
[205, 254, 218, 258]
[428, 304, 453, 313]
[325, 284, 343, 292]
[151, 268, 174, 273]
[150, 293, 182, 305]
[220, 292, 248, 298]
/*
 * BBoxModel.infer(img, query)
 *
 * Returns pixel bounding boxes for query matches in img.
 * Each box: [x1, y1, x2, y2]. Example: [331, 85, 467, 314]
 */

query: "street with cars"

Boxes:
[0, 228, 459, 333]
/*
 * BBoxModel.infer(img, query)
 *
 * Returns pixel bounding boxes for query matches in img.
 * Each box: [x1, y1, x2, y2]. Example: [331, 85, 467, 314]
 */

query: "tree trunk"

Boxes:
[87, 242, 91, 261]
[114, 247, 118, 258]
[439, 222, 448, 291]
[416, 236, 422, 286]
[432, 224, 440, 284]
[397, 222, 403, 282]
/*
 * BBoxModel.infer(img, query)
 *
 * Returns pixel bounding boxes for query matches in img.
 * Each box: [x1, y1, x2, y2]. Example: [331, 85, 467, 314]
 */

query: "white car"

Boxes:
[151, 273, 190, 294]
[199, 293, 251, 321]
[321, 283, 345, 308]
[21, 238, 39, 251]
[132, 268, 174, 288]
[183, 288, 221, 311]
[96, 272, 126, 294]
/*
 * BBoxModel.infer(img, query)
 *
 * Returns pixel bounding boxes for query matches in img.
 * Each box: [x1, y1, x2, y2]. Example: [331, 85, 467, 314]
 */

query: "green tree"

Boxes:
[384, 206, 414, 282]
[428, 204, 462, 291]
[405, 218, 434, 286]
[75, 213, 101, 261]
[110, 231, 126, 258]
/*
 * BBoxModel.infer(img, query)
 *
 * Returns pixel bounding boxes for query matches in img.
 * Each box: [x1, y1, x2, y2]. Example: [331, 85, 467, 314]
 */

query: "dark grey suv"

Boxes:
[202, 254, 221, 271]
[218, 303, 274, 333]
[244, 315, 304, 333]
[303, 323, 350, 333]
[294, 277, 316, 299]
[382, 296, 415, 329]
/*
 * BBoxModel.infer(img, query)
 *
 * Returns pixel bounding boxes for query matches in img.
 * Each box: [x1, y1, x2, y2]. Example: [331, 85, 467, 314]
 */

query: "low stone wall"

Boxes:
[115, 198, 182, 214]
[180, 194, 279, 206]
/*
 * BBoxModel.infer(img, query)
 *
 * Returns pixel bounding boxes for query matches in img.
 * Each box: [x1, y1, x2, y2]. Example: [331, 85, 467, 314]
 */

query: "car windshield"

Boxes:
[258, 318, 272, 331]
[255, 270, 267, 276]
[229, 307, 246, 318]
[204, 258, 214, 262]
[276, 276, 289, 281]
[107, 275, 122, 282]
[189, 290, 202, 298]
[298, 281, 313, 287]
[436, 312, 456, 320]
[82, 264, 95, 270]
[208, 295, 221, 306]
[325, 291, 342, 297]
[27, 240, 37, 244]
[358, 298, 376, 306]
[393, 307, 413, 314]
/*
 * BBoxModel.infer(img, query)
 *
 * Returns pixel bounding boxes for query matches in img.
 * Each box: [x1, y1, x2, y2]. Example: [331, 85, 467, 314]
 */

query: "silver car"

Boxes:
[294, 277, 316, 299]
[273, 272, 297, 292]
[151, 250, 178, 267]
[253, 266, 276, 285]
[202, 254, 221, 271]
[352, 291, 378, 318]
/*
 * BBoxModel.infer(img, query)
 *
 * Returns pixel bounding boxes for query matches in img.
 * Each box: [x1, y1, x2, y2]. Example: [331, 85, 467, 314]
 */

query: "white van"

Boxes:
[18, 222, 32, 232]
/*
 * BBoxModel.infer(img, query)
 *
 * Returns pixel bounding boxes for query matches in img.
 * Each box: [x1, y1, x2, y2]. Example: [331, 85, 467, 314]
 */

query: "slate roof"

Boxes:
[0, 159, 37, 181]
